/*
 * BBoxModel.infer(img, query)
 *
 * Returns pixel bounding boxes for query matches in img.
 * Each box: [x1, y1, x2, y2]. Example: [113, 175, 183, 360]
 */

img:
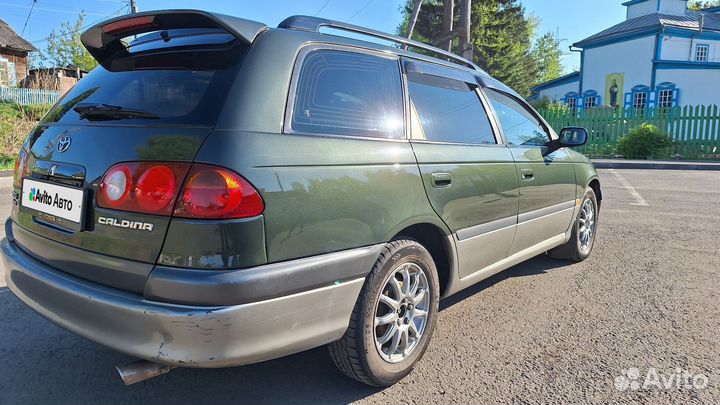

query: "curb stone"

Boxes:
[591, 159, 720, 171]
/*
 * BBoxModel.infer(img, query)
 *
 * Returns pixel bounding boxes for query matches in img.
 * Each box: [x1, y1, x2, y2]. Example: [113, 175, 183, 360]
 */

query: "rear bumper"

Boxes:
[2, 236, 367, 367]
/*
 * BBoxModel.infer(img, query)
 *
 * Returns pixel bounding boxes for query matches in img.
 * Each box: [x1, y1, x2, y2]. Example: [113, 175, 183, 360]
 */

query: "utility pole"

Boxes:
[129, 0, 138, 14]
[441, 0, 454, 51]
[459, 0, 473, 60]
[405, 0, 423, 39]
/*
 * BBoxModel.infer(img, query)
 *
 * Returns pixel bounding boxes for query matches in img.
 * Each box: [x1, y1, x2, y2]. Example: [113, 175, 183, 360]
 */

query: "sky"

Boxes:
[2, 0, 628, 73]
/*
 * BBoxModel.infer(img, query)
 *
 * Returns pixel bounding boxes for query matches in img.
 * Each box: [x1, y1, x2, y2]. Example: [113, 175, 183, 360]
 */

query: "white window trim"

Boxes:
[658, 89, 673, 108]
[695, 44, 709, 62]
[633, 92, 648, 111]
[584, 96, 598, 109]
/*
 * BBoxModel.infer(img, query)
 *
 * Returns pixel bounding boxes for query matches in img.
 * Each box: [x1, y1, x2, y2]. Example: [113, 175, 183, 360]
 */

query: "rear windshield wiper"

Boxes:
[73, 103, 159, 121]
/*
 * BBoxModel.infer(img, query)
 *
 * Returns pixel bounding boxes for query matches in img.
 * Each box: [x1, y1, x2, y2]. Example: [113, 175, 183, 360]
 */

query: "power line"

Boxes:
[21, 0, 38, 36]
[29, 4, 129, 45]
[314, 0, 331, 16]
[348, 0, 375, 21]
[0, 1, 109, 17]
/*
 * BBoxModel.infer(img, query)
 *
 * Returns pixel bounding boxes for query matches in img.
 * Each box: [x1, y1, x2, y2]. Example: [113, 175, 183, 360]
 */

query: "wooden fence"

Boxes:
[0, 87, 61, 106]
[539, 105, 720, 160]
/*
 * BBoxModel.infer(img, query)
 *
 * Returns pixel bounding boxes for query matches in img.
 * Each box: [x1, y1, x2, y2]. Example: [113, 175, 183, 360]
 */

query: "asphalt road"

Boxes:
[1, 169, 719, 404]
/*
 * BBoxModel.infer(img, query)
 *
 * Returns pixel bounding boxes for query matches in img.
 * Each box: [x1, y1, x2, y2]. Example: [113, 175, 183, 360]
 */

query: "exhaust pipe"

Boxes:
[115, 360, 178, 385]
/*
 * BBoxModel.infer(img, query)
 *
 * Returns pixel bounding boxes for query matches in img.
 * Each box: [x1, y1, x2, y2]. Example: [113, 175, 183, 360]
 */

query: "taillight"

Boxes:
[135, 165, 177, 212]
[97, 162, 190, 215]
[13, 149, 29, 187]
[174, 164, 264, 219]
[97, 162, 263, 219]
[99, 165, 132, 207]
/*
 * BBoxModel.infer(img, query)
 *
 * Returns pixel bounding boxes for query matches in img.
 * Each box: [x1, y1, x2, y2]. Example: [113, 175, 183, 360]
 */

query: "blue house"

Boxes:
[532, 0, 720, 111]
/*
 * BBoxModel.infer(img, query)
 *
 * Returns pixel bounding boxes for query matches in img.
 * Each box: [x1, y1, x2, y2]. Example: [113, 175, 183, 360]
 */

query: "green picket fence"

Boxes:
[538, 105, 720, 160]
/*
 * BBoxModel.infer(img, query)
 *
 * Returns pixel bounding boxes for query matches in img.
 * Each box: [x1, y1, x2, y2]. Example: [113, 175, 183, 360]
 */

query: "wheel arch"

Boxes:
[391, 222, 455, 297]
[588, 177, 602, 208]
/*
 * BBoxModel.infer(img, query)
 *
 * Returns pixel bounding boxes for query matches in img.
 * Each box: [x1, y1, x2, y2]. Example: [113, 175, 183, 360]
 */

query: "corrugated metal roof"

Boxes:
[531, 71, 580, 91]
[573, 11, 720, 48]
[0, 19, 37, 52]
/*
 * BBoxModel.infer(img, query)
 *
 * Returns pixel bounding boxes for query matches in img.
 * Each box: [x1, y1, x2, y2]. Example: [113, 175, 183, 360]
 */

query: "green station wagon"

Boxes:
[1, 10, 601, 386]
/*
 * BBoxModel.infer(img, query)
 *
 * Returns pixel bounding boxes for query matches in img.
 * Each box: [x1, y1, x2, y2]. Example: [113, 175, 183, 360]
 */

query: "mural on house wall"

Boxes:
[605, 73, 624, 108]
[0, 56, 16, 86]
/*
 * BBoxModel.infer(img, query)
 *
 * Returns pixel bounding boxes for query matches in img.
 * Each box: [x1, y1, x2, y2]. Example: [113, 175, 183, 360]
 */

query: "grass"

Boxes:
[0, 102, 51, 172]
[0, 156, 15, 171]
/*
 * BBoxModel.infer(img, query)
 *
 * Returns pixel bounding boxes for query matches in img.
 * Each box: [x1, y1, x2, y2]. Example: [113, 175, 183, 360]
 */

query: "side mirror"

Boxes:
[558, 127, 588, 148]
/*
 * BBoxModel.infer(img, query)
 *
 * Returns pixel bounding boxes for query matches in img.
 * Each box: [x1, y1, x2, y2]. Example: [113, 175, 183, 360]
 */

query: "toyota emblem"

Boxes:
[57, 136, 72, 153]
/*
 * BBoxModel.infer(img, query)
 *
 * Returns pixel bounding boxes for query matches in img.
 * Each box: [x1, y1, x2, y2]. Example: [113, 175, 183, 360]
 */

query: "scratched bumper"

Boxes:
[2, 237, 364, 367]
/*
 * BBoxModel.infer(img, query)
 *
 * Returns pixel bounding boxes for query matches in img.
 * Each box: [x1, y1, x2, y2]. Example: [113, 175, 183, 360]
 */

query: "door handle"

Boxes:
[431, 172, 452, 188]
[521, 168, 535, 181]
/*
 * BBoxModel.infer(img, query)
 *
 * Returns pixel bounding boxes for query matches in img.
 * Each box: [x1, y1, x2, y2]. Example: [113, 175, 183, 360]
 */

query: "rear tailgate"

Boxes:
[10, 11, 265, 293]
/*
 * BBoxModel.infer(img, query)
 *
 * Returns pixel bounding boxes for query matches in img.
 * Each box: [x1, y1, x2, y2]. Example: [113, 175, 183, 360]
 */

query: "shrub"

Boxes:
[0, 102, 52, 121]
[0, 102, 42, 161]
[0, 155, 15, 170]
[0, 115, 34, 158]
[617, 123, 671, 160]
[0, 102, 50, 166]
[0, 103, 21, 119]
[22, 103, 53, 121]
[530, 96, 571, 115]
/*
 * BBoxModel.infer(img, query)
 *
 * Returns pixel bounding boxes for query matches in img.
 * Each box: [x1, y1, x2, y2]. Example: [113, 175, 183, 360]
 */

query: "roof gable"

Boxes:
[532, 71, 580, 92]
[0, 19, 37, 52]
[573, 10, 720, 48]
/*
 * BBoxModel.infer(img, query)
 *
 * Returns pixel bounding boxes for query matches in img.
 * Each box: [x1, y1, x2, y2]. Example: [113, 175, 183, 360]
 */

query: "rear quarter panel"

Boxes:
[195, 131, 447, 263]
[203, 29, 448, 263]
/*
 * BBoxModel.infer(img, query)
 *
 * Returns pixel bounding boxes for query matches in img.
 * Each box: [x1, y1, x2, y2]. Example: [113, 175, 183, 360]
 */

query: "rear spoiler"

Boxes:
[81, 9, 267, 64]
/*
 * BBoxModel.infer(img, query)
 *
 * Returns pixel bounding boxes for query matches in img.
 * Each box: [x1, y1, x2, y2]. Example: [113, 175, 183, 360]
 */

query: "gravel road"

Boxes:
[1, 169, 718, 404]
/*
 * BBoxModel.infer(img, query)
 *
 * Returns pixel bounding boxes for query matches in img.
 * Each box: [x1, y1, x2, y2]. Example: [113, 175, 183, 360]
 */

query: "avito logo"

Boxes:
[28, 187, 74, 211]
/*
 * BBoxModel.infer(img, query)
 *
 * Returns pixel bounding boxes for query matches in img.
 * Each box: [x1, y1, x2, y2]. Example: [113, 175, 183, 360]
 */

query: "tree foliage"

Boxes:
[688, 0, 720, 10]
[398, 0, 563, 97]
[40, 13, 97, 71]
[532, 31, 563, 85]
[529, 96, 570, 114]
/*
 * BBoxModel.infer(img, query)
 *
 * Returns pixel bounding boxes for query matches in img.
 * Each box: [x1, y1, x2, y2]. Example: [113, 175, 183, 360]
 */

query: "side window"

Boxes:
[485, 89, 550, 146]
[290, 49, 403, 139]
[407, 74, 496, 145]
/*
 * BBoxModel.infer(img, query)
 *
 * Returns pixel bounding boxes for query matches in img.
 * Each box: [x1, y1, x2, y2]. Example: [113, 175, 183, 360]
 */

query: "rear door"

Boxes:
[11, 15, 249, 292]
[404, 61, 519, 278]
[483, 89, 577, 254]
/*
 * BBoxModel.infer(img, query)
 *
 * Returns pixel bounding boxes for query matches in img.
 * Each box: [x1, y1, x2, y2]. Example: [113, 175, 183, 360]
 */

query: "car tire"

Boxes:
[328, 238, 440, 387]
[549, 187, 599, 262]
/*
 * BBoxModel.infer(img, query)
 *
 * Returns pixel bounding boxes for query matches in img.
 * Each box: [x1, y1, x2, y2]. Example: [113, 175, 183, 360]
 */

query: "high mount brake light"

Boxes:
[97, 163, 264, 219]
[102, 16, 156, 34]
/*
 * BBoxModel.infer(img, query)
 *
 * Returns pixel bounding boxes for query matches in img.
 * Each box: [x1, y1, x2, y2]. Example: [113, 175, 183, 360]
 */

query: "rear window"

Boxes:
[43, 32, 244, 126]
[289, 49, 404, 139]
[126, 28, 235, 54]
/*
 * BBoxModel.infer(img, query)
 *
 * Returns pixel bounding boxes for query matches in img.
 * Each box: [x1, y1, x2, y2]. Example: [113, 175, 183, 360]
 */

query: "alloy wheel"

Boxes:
[578, 198, 596, 252]
[373, 262, 430, 363]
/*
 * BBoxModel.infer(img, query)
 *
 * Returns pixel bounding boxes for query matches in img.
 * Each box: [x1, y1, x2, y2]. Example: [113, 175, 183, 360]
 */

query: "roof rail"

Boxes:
[278, 15, 480, 71]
